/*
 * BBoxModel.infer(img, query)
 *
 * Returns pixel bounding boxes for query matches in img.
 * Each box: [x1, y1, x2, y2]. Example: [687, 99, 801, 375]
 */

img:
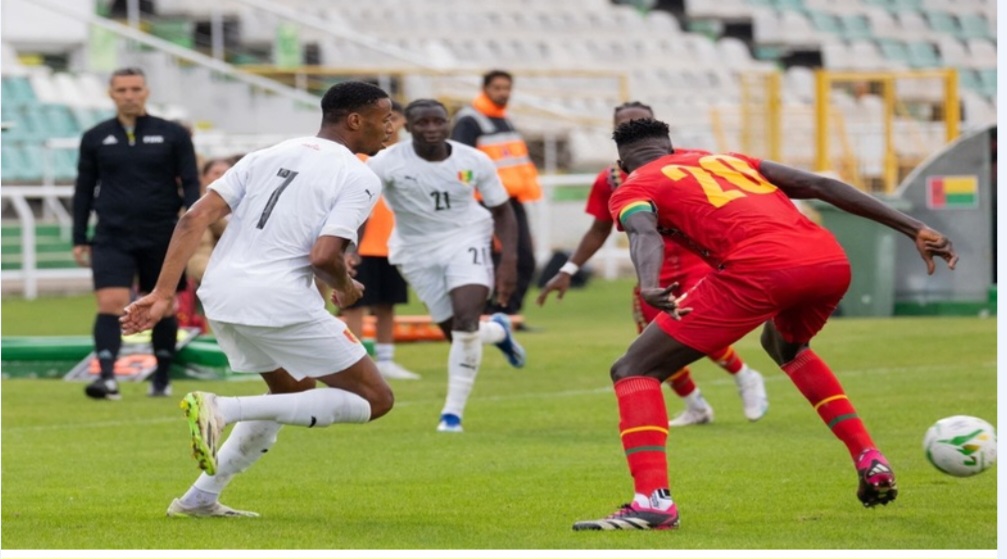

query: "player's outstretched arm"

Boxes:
[759, 160, 958, 274]
[121, 190, 232, 334]
[622, 212, 691, 318]
[537, 218, 613, 306]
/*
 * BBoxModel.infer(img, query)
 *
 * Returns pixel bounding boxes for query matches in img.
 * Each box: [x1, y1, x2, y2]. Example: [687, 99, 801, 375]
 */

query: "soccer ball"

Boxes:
[923, 415, 997, 477]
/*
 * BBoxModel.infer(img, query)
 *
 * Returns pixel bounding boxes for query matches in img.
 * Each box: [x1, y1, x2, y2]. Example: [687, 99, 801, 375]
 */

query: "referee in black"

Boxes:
[72, 67, 200, 400]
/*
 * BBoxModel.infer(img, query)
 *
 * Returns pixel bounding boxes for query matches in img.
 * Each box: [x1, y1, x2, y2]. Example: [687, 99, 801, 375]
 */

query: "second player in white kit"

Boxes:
[368, 99, 528, 433]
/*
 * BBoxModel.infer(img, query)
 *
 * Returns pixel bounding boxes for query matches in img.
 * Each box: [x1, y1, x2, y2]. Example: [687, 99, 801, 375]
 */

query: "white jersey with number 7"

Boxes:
[199, 136, 381, 327]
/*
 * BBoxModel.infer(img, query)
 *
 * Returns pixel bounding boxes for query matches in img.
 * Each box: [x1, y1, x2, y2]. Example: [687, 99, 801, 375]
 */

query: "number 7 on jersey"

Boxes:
[257, 168, 299, 229]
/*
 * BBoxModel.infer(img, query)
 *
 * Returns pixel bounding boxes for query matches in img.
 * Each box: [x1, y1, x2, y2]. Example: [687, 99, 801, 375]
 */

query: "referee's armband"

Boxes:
[617, 200, 656, 225]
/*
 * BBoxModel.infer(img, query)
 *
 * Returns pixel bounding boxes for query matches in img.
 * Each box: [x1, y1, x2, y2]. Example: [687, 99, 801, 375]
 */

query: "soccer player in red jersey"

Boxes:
[538, 102, 767, 426]
[572, 118, 957, 531]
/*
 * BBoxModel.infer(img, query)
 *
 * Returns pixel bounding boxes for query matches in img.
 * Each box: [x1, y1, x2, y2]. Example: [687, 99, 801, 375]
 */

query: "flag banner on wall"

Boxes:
[927, 175, 979, 209]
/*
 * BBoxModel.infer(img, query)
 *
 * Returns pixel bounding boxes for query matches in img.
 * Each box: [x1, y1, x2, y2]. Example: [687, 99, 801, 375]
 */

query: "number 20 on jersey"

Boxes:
[662, 155, 777, 208]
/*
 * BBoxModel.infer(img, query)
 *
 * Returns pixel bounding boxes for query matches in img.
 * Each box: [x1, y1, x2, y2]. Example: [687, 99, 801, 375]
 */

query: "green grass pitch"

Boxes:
[0, 279, 996, 550]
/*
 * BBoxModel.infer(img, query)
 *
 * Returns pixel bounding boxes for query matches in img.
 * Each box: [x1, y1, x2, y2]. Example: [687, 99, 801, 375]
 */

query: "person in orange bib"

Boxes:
[452, 70, 541, 325]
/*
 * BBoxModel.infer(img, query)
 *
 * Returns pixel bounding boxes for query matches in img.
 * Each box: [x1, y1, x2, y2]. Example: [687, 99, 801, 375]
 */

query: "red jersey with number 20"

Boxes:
[610, 150, 846, 272]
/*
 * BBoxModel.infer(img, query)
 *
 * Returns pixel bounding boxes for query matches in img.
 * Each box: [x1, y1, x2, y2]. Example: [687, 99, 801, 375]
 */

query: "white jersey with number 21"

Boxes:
[367, 139, 509, 265]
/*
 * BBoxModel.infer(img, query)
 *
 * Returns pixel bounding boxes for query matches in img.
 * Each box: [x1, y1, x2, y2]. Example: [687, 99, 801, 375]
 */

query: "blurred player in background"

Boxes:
[177, 157, 234, 332]
[120, 81, 396, 518]
[72, 66, 200, 400]
[369, 99, 526, 433]
[573, 118, 957, 531]
[452, 70, 541, 325]
[341, 100, 420, 381]
[537, 101, 767, 426]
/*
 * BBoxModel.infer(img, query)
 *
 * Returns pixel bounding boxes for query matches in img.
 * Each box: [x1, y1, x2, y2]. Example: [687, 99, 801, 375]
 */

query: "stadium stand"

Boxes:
[0, 0, 996, 296]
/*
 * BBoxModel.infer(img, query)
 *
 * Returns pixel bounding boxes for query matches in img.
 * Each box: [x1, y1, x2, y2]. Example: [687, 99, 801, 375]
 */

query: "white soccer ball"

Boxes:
[923, 415, 997, 477]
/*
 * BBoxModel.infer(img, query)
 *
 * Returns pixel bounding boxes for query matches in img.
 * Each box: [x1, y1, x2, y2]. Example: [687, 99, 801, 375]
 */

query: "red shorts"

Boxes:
[653, 260, 851, 354]
[632, 265, 711, 333]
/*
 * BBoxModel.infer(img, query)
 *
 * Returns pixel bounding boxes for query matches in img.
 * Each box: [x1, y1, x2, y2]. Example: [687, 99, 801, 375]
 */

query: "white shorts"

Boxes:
[397, 238, 494, 323]
[209, 315, 368, 380]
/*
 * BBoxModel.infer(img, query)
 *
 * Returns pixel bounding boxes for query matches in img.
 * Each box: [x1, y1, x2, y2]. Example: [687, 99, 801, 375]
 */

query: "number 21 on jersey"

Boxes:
[661, 154, 777, 208]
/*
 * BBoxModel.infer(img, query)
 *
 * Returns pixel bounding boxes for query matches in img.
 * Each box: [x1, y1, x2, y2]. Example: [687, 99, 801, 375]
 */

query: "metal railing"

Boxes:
[0, 185, 85, 300]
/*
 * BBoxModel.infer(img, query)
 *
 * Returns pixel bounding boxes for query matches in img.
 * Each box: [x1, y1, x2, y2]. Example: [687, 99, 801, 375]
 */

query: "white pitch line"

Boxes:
[2, 360, 995, 433]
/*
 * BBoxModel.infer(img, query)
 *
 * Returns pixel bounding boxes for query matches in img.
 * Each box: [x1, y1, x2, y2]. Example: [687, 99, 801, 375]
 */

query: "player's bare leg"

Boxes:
[761, 322, 897, 507]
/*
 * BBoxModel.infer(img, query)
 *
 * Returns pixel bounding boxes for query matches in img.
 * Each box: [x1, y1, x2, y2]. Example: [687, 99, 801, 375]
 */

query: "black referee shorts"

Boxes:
[90, 240, 185, 293]
[345, 256, 408, 309]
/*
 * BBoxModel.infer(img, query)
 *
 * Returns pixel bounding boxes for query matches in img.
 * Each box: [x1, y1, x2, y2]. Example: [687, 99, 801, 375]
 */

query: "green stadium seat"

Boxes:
[877, 39, 911, 65]
[957, 68, 981, 93]
[89, 108, 114, 125]
[807, 11, 842, 34]
[957, 13, 992, 40]
[888, 0, 923, 12]
[907, 41, 941, 68]
[53, 149, 79, 183]
[1, 77, 37, 105]
[772, 0, 806, 11]
[1, 145, 25, 182]
[40, 105, 81, 137]
[839, 14, 873, 41]
[924, 10, 959, 35]
[14, 106, 48, 142]
[20, 144, 44, 183]
[977, 69, 996, 98]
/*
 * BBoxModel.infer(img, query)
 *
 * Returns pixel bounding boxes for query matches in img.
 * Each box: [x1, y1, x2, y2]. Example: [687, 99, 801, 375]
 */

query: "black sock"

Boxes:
[93, 313, 122, 381]
[152, 315, 178, 387]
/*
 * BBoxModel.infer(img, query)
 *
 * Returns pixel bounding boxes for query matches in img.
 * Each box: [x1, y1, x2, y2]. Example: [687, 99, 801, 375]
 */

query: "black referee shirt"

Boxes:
[72, 114, 200, 246]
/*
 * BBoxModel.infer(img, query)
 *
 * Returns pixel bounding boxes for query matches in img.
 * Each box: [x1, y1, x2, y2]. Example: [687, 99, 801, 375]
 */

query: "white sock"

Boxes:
[375, 343, 394, 363]
[442, 330, 482, 417]
[682, 389, 707, 410]
[633, 489, 674, 511]
[188, 420, 282, 498]
[179, 486, 218, 508]
[734, 364, 752, 384]
[478, 320, 506, 345]
[216, 388, 371, 427]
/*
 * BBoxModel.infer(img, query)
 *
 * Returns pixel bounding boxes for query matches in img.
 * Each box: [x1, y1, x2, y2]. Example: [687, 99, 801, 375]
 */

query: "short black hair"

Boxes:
[403, 99, 447, 121]
[201, 157, 230, 176]
[482, 70, 513, 88]
[614, 101, 653, 118]
[612, 118, 672, 147]
[391, 100, 404, 114]
[320, 81, 390, 124]
[109, 67, 145, 84]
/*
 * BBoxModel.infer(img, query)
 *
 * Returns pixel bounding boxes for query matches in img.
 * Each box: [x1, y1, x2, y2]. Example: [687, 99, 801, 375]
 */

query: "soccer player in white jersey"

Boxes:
[120, 81, 396, 517]
[368, 99, 527, 433]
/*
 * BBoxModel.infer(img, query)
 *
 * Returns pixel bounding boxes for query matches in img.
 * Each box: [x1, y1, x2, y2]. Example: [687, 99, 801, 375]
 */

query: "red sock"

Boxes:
[665, 367, 696, 398]
[614, 376, 669, 498]
[708, 346, 743, 374]
[782, 350, 875, 460]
